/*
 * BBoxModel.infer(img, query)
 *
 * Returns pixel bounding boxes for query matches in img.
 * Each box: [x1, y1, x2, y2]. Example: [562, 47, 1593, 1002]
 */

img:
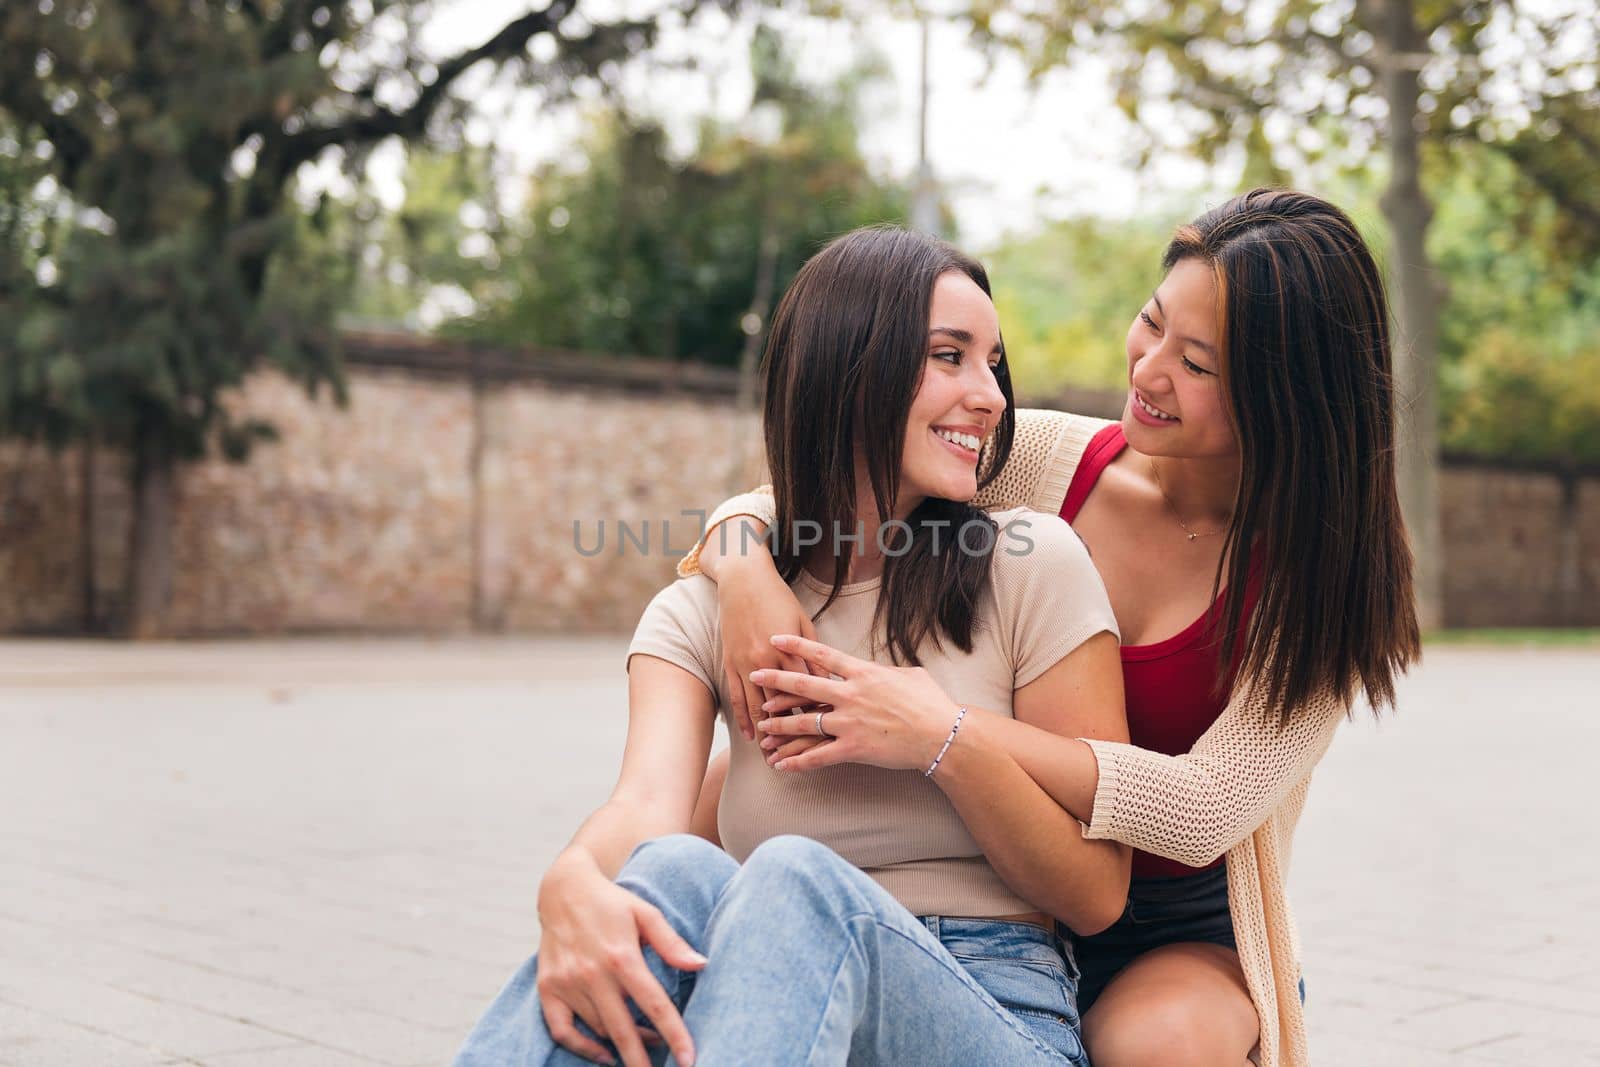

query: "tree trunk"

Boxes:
[1556, 466, 1581, 626]
[731, 189, 781, 492]
[124, 419, 176, 639]
[1377, 0, 1444, 630]
[80, 438, 97, 632]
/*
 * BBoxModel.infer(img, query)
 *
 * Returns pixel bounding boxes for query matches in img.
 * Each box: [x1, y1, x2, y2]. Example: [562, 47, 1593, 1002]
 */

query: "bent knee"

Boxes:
[737, 835, 862, 897]
[623, 833, 737, 887]
[743, 834, 839, 875]
[1086, 995, 1252, 1067]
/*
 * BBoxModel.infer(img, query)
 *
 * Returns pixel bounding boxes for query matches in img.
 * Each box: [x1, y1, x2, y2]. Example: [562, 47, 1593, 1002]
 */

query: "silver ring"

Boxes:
[815, 711, 832, 739]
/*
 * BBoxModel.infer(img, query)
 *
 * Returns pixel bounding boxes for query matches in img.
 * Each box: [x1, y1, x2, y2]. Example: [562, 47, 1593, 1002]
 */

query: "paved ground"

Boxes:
[0, 637, 1594, 1066]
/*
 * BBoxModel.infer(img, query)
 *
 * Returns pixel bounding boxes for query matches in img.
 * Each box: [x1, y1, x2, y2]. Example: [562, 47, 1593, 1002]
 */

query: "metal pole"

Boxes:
[911, 14, 940, 235]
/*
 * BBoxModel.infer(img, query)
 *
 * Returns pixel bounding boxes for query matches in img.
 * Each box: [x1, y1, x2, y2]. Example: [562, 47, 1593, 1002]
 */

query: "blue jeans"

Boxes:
[453, 834, 1087, 1066]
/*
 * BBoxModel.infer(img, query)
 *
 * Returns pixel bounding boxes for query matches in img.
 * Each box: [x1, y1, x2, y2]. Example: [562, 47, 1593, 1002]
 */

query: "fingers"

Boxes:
[542, 996, 617, 1066]
[743, 667, 771, 731]
[594, 988, 654, 1067]
[761, 692, 814, 715]
[777, 648, 812, 681]
[762, 735, 828, 765]
[634, 902, 708, 973]
[617, 960, 695, 1067]
[784, 613, 821, 676]
[632, 904, 702, 1064]
[748, 668, 844, 705]
[756, 708, 833, 737]
[774, 739, 850, 772]
[723, 658, 754, 740]
[769, 633, 862, 679]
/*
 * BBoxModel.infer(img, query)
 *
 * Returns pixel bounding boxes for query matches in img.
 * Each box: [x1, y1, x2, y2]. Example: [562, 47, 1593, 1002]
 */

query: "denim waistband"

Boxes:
[916, 915, 1061, 944]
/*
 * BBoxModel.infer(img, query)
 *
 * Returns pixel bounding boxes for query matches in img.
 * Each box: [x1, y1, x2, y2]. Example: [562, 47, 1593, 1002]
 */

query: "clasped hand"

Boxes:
[749, 634, 962, 774]
[535, 862, 707, 1067]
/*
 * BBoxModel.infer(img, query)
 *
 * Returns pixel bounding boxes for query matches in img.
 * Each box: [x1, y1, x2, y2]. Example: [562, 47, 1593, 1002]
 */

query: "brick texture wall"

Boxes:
[2, 340, 1595, 634]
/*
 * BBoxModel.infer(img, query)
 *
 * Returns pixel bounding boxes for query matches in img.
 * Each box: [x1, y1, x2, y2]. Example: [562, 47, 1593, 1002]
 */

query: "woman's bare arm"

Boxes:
[548, 657, 717, 877]
[676, 500, 821, 742]
[533, 656, 717, 1067]
[933, 631, 1131, 934]
[749, 630, 1130, 935]
[687, 748, 729, 848]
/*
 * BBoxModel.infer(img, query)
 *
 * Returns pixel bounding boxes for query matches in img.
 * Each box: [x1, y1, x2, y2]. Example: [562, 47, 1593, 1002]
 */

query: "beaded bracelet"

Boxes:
[923, 705, 968, 778]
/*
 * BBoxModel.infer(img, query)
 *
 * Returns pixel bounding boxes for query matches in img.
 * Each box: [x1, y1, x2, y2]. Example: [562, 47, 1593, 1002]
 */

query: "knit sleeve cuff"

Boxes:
[677, 487, 777, 578]
[1028, 415, 1105, 516]
[1078, 736, 1125, 840]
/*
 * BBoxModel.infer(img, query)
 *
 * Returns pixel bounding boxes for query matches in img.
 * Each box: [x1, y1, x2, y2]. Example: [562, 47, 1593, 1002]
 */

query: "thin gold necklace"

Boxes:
[1149, 458, 1228, 541]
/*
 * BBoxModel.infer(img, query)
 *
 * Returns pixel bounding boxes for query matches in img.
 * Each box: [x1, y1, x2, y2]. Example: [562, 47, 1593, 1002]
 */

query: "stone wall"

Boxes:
[0, 444, 91, 632]
[1, 336, 1596, 634]
[0, 349, 764, 636]
[1440, 464, 1600, 627]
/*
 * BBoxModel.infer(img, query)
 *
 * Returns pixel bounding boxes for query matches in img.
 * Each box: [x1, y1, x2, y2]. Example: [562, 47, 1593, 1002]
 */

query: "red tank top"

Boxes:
[1061, 424, 1255, 879]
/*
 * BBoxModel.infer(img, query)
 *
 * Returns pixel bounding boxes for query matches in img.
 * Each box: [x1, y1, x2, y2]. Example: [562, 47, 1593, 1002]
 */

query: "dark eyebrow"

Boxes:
[1149, 293, 1218, 358]
[930, 326, 1003, 356]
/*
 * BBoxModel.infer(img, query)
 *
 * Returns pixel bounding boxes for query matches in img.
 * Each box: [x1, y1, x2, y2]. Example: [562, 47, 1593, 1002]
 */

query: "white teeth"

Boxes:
[935, 429, 981, 451]
[1136, 395, 1178, 421]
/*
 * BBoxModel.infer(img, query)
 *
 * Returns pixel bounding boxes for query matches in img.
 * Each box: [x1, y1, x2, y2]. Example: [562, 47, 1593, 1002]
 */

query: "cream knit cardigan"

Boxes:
[677, 408, 1347, 1067]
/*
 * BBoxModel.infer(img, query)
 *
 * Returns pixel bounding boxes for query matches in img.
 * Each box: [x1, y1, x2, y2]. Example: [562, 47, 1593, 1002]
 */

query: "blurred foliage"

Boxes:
[5, 0, 1593, 485]
[283, 145, 511, 332]
[1442, 332, 1600, 464]
[0, 0, 679, 460]
[977, 0, 1599, 243]
[1431, 143, 1600, 464]
[437, 29, 915, 365]
[982, 139, 1600, 463]
[985, 215, 1176, 396]
[0, 0, 699, 632]
[973, 0, 1599, 486]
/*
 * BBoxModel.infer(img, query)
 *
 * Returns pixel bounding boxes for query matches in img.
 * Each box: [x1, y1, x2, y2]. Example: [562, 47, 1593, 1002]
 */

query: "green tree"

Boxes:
[286, 144, 512, 332]
[981, 0, 1600, 626]
[984, 214, 1178, 395]
[1429, 143, 1600, 464]
[0, 0, 691, 636]
[452, 29, 914, 369]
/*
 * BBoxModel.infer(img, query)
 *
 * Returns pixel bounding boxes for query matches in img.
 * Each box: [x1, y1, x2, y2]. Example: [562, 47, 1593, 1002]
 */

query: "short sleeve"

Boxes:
[626, 578, 722, 702]
[676, 486, 778, 578]
[989, 509, 1119, 689]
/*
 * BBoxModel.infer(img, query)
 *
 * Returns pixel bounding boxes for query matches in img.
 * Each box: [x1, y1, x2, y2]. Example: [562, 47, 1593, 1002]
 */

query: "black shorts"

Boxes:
[1066, 864, 1237, 1012]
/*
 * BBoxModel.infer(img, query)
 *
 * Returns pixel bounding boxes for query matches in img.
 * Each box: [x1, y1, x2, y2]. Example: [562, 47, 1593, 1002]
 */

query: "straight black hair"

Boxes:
[1168, 189, 1422, 719]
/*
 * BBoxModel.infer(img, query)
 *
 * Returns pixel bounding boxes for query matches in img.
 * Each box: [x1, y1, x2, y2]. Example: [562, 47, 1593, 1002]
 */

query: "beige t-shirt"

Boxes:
[627, 506, 1118, 918]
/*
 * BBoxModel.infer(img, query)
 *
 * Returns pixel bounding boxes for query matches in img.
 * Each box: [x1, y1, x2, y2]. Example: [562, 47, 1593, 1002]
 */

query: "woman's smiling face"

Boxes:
[896, 271, 1008, 510]
[1122, 256, 1238, 460]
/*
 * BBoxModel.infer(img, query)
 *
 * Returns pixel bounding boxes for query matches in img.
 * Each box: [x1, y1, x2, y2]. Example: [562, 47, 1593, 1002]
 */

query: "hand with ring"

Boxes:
[749, 635, 961, 774]
[757, 704, 835, 768]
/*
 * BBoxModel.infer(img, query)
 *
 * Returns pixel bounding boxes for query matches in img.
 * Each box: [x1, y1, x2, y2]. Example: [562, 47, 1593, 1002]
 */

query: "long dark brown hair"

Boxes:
[1172, 189, 1421, 719]
[762, 226, 1016, 665]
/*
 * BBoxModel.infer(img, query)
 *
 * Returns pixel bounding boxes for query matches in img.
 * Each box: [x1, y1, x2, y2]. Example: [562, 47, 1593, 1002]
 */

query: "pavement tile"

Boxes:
[261, 1009, 464, 1065]
[1309, 1030, 1477, 1067]
[2, 638, 1596, 1066]
[204, 1044, 388, 1066]
[0, 999, 190, 1067]
[1457, 1032, 1600, 1063]
[0, 969, 296, 1060]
